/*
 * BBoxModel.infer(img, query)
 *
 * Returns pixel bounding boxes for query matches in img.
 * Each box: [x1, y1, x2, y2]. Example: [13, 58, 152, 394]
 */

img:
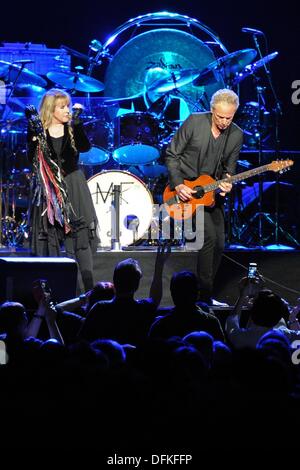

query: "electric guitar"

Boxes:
[163, 159, 294, 220]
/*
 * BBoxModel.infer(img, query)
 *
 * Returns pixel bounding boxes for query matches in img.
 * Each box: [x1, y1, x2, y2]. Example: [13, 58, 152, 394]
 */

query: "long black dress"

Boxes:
[27, 122, 99, 290]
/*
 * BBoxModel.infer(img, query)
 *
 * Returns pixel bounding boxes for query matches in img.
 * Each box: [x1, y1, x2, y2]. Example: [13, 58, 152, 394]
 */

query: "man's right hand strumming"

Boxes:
[175, 184, 197, 202]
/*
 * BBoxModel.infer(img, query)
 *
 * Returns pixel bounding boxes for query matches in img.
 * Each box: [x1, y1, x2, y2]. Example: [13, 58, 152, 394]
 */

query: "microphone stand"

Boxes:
[254, 81, 266, 244]
[111, 184, 121, 251]
[251, 34, 268, 245]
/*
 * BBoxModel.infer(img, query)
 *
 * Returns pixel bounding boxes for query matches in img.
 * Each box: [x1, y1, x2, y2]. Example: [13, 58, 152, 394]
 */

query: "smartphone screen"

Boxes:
[248, 263, 257, 279]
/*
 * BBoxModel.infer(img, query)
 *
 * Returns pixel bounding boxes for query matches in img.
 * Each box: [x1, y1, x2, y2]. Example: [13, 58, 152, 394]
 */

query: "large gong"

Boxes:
[104, 28, 224, 110]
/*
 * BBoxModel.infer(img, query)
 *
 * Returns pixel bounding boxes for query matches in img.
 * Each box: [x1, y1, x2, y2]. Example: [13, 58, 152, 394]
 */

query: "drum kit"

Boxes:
[0, 59, 47, 247]
[0, 15, 279, 249]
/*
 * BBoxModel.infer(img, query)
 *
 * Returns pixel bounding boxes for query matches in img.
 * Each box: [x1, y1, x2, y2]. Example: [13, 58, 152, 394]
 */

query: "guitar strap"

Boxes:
[214, 123, 231, 180]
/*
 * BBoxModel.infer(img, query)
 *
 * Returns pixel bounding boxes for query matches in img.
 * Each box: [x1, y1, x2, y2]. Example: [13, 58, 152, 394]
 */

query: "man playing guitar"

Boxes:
[165, 89, 243, 304]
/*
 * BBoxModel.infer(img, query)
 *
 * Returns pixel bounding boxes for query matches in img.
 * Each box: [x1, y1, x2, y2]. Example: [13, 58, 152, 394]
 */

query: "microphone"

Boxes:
[241, 27, 264, 36]
[71, 105, 83, 123]
[13, 59, 35, 64]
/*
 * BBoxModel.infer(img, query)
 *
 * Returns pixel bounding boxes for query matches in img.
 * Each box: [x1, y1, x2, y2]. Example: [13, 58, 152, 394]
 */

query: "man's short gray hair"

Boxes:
[210, 89, 239, 109]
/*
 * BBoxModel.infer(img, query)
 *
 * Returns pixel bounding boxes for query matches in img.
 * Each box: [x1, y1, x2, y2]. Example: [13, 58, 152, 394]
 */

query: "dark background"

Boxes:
[2, 0, 299, 150]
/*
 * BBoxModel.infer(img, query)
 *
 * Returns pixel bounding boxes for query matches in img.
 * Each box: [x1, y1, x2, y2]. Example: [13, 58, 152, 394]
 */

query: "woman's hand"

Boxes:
[25, 105, 44, 137]
[71, 103, 84, 125]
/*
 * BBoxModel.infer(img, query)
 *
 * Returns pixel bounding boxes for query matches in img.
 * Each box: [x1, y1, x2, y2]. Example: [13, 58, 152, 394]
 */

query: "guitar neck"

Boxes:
[204, 164, 273, 193]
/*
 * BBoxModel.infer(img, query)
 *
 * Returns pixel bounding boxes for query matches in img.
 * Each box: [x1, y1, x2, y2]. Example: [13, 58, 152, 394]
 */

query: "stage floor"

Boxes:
[1, 246, 299, 307]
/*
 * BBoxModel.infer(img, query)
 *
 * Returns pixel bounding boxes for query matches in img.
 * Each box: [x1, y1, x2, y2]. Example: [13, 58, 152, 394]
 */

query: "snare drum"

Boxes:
[113, 112, 160, 165]
[87, 170, 153, 248]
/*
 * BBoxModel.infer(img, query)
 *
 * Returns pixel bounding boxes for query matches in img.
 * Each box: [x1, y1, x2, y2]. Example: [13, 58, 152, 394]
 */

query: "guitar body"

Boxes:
[162, 159, 293, 221]
[163, 175, 216, 221]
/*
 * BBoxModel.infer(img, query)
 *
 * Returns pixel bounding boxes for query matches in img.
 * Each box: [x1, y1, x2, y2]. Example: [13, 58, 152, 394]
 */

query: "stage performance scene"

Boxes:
[0, 5, 300, 452]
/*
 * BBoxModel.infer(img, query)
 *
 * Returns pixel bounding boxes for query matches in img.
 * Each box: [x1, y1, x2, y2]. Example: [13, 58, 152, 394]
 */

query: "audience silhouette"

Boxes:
[149, 270, 225, 341]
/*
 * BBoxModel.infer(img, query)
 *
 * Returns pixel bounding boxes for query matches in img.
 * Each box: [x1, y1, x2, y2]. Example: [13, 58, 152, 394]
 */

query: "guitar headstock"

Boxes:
[269, 159, 294, 173]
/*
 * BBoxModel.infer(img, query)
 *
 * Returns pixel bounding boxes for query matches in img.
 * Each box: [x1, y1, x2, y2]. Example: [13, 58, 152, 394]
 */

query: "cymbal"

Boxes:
[102, 97, 127, 105]
[0, 102, 26, 130]
[232, 52, 278, 86]
[0, 111, 24, 122]
[13, 83, 46, 97]
[47, 71, 104, 92]
[147, 69, 201, 93]
[102, 94, 140, 105]
[193, 49, 257, 86]
[0, 113, 24, 129]
[0, 115, 26, 132]
[0, 60, 47, 87]
[165, 119, 184, 124]
[4, 98, 25, 113]
[104, 28, 224, 111]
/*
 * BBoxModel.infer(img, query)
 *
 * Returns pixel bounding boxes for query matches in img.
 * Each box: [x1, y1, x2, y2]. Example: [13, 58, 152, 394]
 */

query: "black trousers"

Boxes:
[196, 205, 225, 301]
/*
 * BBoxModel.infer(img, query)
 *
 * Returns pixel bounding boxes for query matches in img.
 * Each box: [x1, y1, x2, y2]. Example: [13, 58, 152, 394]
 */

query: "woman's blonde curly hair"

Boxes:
[39, 88, 77, 152]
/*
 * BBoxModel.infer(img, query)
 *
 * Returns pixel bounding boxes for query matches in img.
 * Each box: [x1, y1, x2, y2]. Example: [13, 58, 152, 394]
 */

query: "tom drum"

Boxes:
[113, 112, 160, 165]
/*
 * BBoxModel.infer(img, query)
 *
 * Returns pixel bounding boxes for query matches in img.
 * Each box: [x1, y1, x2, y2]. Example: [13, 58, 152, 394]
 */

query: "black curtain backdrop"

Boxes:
[2, 0, 299, 149]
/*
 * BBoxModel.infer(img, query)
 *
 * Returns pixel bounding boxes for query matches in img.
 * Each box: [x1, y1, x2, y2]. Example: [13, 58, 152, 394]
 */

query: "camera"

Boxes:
[247, 262, 258, 279]
[32, 279, 54, 305]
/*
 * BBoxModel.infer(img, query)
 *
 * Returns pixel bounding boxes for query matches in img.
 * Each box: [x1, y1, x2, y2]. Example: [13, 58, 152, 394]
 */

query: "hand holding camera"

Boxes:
[32, 279, 54, 307]
[29, 280, 63, 343]
[238, 263, 264, 299]
[247, 262, 258, 280]
[32, 279, 58, 324]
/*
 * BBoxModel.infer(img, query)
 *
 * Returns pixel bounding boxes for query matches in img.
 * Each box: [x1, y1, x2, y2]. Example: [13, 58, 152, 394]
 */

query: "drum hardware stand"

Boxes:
[125, 215, 140, 245]
[0, 174, 17, 249]
[4, 62, 25, 103]
[2, 61, 29, 132]
[0, 140, 9, 248]
[246, 32, 299, 247]
[164, 72, 204, 112]
[243, 83, 272, 245]
[0, 157, 4, 249]
[251, 34, 275, 245]
[226, 181, 256, 246]
[253, 30, 300, 246]
[171, 87, 204, 112]
[271, 99, 299, 247]
[111, 184, 121, 251]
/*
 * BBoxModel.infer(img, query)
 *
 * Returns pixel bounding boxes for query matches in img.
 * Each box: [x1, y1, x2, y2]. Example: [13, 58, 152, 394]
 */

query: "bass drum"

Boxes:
[87, 170, 153, 248]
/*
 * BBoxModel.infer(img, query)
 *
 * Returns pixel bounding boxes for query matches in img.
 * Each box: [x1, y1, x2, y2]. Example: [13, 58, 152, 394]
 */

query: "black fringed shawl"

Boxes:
[31, 134, 73, 234]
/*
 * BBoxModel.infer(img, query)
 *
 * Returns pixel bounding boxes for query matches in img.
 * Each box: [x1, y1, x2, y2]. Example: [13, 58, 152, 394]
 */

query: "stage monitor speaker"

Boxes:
[0, 257, 78, 310]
